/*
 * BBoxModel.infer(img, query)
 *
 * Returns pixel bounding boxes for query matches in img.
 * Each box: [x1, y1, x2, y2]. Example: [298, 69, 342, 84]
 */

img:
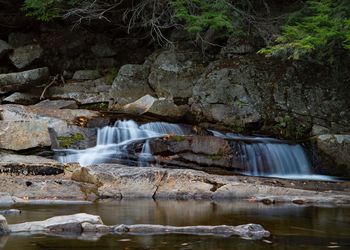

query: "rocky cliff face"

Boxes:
[0, 8, 349, 177]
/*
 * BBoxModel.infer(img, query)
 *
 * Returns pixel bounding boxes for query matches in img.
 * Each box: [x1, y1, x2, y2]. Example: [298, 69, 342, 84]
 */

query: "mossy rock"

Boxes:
[57, 133, 85, 148]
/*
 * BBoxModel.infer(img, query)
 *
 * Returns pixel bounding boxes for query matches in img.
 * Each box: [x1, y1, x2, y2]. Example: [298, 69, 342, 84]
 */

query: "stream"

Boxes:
[1, 200, 350, 249]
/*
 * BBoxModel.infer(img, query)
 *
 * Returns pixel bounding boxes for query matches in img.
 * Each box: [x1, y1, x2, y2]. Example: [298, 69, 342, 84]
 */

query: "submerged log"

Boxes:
[3, 213, 270, 240]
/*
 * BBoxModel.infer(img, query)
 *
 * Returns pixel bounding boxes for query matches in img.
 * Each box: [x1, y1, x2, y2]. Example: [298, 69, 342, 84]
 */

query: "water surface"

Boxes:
[1, 200, 350, 249]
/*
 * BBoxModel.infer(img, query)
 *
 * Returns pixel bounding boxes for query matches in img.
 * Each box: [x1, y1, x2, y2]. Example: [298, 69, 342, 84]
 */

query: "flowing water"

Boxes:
[1, 200, 350, 250]
[58, 119, 333, 180]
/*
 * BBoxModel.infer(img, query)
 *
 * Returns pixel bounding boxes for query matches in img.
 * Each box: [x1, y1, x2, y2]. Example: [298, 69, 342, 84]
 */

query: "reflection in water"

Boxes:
[1, 200, 350, 249]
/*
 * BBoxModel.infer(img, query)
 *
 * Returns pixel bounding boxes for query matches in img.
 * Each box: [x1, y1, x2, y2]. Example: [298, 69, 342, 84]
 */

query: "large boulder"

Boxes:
[313, 134, 350, 177]
[9, 44, 43, 69]
[0, 120, 51, 150]
[0, 40, 11, 59]
[112, 94, 189, 120]
[110, 64, 154, 105]
[191, 66, 261, 128]
[0, 67, 49, 94]
[0, 104, 99, 149]
[48, 77, 110, 104]
[148, 50, 204, 99]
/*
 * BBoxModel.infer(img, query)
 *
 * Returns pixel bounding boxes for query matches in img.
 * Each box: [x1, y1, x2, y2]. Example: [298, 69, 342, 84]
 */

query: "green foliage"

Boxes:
[22, 0, 77, 21]
[259, 0, 350, 63]
[273, 115, 307, 139]
[171, 0, 234, 35]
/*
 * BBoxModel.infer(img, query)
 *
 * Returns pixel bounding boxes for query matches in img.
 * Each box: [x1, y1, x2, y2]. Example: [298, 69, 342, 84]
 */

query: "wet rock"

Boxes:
[72, 70, 101, 80]
[148, 50, 204, 99]
[311, 125, 330, 136]
[313, 134, 350, 177]
[9, 213, 103, 233]
[0, 153, 64, 175]
[149, 136, 235, 170]
[0, 120, 51, 150]
[72, 164, 350, 203]
[110, 64, 154, 105]
[0, 40, 11, 59]
[0, 210, 21, 215]
[9, 44, 43, 69]
[0, 215, 9, 235]
[0, 193, 17, 207]
[48, 77, 110, 104]
[113, 223, 269, 239]
[3, 92, 39, 105]
[0, 67, 49, 94]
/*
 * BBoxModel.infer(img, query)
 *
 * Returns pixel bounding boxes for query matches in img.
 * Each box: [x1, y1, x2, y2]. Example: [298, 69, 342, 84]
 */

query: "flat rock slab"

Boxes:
[0, 67, 49, 94]
[0, 153, 64, 175]
[72, 164, 350, 204]
[3, 213, 269, 240]
[0, 120, 51, 150]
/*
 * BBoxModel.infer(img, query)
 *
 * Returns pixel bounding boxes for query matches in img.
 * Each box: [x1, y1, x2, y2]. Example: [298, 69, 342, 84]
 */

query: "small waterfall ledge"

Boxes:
[57, 120, 334, 181]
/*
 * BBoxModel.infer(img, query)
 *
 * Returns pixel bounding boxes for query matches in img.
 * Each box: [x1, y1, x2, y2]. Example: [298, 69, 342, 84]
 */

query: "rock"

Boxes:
[0, 153, 64, 175]
[148, 50, 204, 99]
[191, 67, 261, 128]
[91, 43, 117, 57]
[113, 223, 269, 239]
[119, 94, 156, 114]
[0, 40, 11, 59]
[72, 164, 350, 203]
[3, 92, 39, 105]
[0, 104, 99, 149]
[0, 193, 17, 207]
[0, 120, 51, 150]
[9, 213, 103, 233]
[8, 33, 36, 48]
[33, 99, 78, 109]
[0, 67, 49, 94]
[313, 134, 350, 177]
[0, 215, 9, 235]
[72, 70, 101, 80]
[115, 95, 189, 120]
[311, 125, 330, 136]
[48, 78, 110, 104]
[0, 209, 21, 215]
[149, 135, 235, 170]
[220, 37, 255, 57]
[110, 64, 154, 105]
[9, 44, 43, 69]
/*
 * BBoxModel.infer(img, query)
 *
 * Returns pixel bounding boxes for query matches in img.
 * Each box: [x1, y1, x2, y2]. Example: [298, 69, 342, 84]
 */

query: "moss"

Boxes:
[81, 102, 109, 111]
[105, 67, 119, 85]
[57, 133, 84, 148]
[208, 148, 224, 161]
[171, 135, 186, 142]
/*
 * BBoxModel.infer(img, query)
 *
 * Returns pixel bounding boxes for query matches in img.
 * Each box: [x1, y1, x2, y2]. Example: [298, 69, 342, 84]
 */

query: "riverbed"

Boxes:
[1, 200, 350, 249]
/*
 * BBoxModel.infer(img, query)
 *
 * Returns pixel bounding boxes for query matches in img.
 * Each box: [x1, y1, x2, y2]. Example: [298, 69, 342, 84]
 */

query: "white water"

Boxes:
[58, 120, 334, 181]
[58, 120, 184, 166]
[212, 131, 334, 181]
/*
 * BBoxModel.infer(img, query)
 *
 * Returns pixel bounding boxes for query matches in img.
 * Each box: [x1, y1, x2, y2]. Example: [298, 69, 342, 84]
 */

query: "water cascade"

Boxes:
[212, 131, 333, 180]
[58, 120, 332, 180]
[58, 120, 185, 166]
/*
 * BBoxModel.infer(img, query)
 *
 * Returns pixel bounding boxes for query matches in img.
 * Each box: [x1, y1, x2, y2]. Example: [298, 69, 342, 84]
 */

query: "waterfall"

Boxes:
[58, 120, 184, 166]
[58, 120, 333, 180]
[213, 131, 333, 180]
